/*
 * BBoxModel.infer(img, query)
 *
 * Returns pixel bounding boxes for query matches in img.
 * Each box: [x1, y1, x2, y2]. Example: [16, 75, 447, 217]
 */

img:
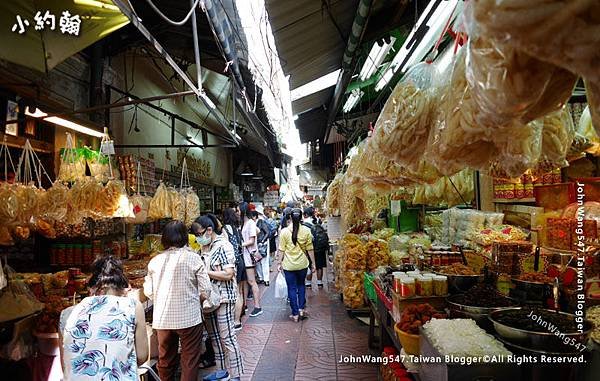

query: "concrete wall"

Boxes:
[108, 52, 232, 187]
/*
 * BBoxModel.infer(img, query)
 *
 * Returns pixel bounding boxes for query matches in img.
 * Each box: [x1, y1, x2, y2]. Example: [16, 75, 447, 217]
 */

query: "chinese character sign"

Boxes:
[12, 10, 81, 36]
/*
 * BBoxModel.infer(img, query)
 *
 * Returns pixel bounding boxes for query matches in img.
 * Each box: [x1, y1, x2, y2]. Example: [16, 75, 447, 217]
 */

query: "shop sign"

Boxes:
[263, 191, 280, 207]
[11, 10, 81, 35]
[177, 149, 211, 179]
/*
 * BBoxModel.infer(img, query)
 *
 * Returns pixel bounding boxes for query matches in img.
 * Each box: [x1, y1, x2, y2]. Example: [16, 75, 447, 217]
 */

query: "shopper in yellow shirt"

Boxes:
[277, 208, 316, 322]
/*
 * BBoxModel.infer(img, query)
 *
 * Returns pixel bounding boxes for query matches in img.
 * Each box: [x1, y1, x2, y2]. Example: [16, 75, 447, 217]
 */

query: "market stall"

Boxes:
[323, 2, 600, 380]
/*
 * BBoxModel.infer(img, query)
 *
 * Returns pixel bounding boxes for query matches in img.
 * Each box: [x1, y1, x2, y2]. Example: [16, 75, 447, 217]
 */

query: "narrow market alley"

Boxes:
[199, 272, 378, 381]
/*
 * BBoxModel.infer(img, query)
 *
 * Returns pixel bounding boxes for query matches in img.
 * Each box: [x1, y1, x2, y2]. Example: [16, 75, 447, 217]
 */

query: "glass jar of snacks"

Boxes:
[393, 272, 403, 294]
[400, 277, 415, 298]
[420, 276, 433, 296]
[433, 275, 448, 296]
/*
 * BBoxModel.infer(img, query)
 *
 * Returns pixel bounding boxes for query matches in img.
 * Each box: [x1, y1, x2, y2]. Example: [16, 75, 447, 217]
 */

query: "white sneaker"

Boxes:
[305, 281, 312, 288]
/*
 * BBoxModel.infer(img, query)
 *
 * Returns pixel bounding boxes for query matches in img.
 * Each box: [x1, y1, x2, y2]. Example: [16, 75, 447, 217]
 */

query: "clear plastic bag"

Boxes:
[535, 107, 576, 169]
[148, 182, 172, 220]
[0, 265, 44, 323]
[326, 173, 343, 213]
[127, 194, 151, 224]
[472, 0, 600, 84]
[85, 147, 111, 183]
[58, 134, 86, 182]
[274, 272, 287, 299]
[67, 177, 103, 223]
[412, 169, 474, 207]
[427, 50, 499, 175]
[342, 270, 364, 309]
[0, 183, 18, 226]
[371, 62, 439, 169]
[466, 33, 575, 128]
[183, 188, 200, 227]
[96, 180, 132, 218]
[585, 79, 600, 137]
[489, 120, 543, 178]
[39, 182, 69, 224]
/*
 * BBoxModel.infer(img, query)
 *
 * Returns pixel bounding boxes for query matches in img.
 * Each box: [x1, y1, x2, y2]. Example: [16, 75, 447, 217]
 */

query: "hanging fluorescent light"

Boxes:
[375, 0, 461, 92]
[25, 108, 104, 138]
[293, 114, 299, 121]
[290, 69, 341, 101]
[358, 38, 396, 82]
[240, 165, 254, 176]
[375, 67, 394, 91]
[342, 89, 363, 113]
[234, 133, 242, 140]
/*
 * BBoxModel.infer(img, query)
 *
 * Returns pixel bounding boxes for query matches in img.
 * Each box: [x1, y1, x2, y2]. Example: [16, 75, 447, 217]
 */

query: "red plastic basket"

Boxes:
[374, 281, 393, 311]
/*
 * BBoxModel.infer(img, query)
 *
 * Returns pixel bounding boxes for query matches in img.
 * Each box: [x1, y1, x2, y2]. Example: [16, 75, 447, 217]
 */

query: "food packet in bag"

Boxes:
[472, 0, 600, 85]
[371, 62, 438, 169]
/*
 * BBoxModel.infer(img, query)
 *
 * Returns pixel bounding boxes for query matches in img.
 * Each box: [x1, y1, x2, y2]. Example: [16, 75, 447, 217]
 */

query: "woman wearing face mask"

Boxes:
[193, 215, 244, 381]
[277, 208, 316, 322]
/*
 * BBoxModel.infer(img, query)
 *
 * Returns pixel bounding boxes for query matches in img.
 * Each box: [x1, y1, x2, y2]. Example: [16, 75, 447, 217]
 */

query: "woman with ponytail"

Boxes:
[277, 208, 316, 322]
[61, 256, 149, 380]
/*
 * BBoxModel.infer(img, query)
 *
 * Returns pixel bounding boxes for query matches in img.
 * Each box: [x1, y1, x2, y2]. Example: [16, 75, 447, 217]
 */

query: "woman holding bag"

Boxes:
[277, 208, 316, 322]
[194, 214, 244, 381]
[144, 221, 212, 381]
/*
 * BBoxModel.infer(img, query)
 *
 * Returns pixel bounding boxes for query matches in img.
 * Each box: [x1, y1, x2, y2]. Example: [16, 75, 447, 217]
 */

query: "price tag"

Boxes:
[100, 140, 115, 155]
[390, 200, 402, 216]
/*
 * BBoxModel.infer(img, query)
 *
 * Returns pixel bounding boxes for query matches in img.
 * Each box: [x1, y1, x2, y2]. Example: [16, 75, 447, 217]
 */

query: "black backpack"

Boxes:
[225, 225, 243, 258]
[303, 222, 330, 253]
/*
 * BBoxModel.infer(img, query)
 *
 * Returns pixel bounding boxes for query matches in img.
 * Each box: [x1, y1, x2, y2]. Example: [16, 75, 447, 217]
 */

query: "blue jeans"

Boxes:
[283, 268, 308, 316]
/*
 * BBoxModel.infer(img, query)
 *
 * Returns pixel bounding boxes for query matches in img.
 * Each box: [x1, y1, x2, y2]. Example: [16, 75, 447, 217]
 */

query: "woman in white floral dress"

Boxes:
[61, 256, 148, 380]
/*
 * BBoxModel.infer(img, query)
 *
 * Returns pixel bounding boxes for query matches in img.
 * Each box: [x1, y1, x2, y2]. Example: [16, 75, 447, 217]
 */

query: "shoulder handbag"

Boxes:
[201, 252, 222, 314]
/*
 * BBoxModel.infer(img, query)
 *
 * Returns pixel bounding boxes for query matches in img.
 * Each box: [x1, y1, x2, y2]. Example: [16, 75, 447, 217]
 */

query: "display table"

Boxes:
[365, 296, 402, 354]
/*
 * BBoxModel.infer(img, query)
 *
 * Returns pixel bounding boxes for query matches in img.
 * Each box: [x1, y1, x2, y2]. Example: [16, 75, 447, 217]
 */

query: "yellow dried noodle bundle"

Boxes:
[183, 188, 200, 227]
[371, 82, 437, 168]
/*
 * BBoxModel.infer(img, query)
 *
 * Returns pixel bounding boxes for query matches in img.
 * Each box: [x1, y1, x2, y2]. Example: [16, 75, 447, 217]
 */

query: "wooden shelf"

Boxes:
[493, 198, 535, 203]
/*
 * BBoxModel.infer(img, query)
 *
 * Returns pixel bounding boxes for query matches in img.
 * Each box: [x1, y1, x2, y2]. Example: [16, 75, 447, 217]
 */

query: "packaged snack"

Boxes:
[472, 0, 600, 85]
[148, 182, 172, 220]
[371, 62, 438, 169]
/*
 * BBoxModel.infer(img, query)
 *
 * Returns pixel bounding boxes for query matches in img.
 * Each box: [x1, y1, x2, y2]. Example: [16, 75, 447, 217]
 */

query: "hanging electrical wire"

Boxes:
[143, 0, 200, 26]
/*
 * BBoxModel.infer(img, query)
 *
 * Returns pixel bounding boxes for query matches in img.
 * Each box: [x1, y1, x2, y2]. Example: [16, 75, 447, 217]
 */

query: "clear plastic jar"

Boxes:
[433, 275, 448, 296]
[420, 277, 433, 296]
[393, 272, 403, 294]
[400, 277, 415, 298]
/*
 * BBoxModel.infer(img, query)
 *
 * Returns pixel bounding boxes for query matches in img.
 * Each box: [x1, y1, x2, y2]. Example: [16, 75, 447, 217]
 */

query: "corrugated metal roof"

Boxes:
[292, 87, 334, 115]
[266, 0, 359, 90]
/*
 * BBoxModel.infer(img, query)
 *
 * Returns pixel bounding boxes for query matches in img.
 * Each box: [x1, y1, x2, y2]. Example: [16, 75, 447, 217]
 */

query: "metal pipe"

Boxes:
[325, 0, 374, 141]
[54, 90, 196, 116]
[190, 0, 203, 90]
[114, 144, 236, 148]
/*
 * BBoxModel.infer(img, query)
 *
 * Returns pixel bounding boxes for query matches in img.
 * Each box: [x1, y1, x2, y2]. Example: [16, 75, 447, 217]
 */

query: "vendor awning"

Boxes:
[0, 0, 129, 72]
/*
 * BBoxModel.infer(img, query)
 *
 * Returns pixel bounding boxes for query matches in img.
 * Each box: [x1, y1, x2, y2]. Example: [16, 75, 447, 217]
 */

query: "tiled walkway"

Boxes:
[200, 270, 378, 381]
